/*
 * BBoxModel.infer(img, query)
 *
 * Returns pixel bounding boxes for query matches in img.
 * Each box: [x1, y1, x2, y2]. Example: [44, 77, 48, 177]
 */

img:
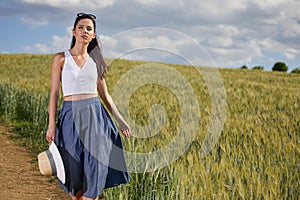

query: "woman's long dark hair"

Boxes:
[70, 13, 107, 79]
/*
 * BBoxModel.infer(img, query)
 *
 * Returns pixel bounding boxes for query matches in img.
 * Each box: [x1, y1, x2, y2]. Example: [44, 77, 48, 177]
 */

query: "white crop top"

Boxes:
[61, 50, 98, 96]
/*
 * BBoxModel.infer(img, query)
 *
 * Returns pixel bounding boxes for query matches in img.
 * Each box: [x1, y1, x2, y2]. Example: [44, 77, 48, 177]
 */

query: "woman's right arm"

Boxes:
[46, 52, 64, 145]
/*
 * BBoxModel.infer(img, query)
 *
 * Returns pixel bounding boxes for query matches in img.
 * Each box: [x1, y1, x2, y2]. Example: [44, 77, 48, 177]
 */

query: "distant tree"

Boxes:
[240, 65, 248, 69]
[252, 66, 264, 70]
[272, 62, 288, 72]
[291, 68, 300, 74]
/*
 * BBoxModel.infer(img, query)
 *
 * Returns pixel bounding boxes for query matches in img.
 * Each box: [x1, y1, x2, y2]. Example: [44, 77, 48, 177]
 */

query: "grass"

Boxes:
[0, 53, 299, 199]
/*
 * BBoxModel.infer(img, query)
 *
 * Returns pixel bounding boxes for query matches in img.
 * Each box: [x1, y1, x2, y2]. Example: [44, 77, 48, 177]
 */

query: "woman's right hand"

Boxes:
[46, 127, 56, 145]
[118, 120, 131, 138]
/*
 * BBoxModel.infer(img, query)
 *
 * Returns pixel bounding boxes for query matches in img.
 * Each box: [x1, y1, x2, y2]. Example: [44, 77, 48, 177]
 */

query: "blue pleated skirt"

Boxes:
[55, 97, 129, 198]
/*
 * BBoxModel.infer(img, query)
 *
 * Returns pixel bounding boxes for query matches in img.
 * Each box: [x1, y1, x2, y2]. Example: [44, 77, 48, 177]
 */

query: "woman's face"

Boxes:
[72, 18, 96, 45]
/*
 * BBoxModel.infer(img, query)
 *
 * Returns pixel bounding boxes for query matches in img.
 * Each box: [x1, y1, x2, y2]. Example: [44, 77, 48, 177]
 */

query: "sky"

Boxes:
[0, 0, 300, 71]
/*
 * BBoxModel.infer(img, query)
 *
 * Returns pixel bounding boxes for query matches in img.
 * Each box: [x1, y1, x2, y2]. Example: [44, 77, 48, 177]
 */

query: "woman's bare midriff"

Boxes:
[64, 93, 98, 101]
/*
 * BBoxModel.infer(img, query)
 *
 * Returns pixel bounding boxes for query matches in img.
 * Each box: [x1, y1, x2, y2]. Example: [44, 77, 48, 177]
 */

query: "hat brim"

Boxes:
[49, 142, 65, 184]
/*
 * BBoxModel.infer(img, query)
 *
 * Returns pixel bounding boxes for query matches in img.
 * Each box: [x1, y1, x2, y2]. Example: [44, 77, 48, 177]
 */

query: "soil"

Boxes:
[0, 125, 70, 200]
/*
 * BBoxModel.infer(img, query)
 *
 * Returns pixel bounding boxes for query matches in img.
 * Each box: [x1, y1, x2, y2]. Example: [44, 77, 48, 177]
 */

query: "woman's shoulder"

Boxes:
[51, 51, 66, 69]
[53, 51, 65, 59]
[52, 51, 66, 63]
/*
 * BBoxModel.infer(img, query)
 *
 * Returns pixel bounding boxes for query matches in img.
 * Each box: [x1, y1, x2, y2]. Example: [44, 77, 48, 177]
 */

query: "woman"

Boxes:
[46, 13, 130, 200]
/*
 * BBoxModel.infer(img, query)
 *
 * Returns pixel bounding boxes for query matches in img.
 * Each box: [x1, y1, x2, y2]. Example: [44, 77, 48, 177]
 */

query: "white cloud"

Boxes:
[21, 16, 48, 26]
[252, 0, 286, 10]
[207, 40, 263, 67]
[284, 49, 298, 60]
[259, 38, 299, 61]
[135, 0, 160, 5]
[23, 27, 71, 53]
[19, 0, 114, 9]
[100, 29, 181, 63]
[100, 28, 219, 66]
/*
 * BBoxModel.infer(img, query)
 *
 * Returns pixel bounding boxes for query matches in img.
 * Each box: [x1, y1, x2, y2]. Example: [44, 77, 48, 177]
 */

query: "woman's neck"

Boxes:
[70, 43, 88, 56]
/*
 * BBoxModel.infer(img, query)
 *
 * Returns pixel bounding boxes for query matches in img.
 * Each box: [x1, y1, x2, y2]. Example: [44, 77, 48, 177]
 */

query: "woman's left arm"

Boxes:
[97, 77, 130, 138]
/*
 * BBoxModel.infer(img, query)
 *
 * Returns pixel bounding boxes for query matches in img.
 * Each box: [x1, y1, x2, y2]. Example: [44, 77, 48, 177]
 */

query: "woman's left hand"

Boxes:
[119, 121, 131, 138]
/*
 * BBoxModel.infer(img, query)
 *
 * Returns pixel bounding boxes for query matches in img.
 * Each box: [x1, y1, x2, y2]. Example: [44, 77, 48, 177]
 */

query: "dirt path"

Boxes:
[0, 125, 70, 200]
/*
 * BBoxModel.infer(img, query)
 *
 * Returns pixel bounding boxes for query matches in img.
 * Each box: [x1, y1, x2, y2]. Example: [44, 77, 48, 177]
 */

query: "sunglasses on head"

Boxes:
[76, 13, 96, 19]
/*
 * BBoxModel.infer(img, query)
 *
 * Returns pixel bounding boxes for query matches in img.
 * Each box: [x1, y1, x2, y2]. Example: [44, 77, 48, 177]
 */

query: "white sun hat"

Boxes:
[38, 142, 65, 184]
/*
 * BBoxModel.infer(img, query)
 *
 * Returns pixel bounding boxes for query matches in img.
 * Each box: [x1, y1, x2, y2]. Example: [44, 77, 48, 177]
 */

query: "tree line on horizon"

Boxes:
[240, 61, 300, 73]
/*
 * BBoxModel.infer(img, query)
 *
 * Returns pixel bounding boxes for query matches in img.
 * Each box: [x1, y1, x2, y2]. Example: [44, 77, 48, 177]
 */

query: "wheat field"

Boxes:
[0, 54, 299, 199]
